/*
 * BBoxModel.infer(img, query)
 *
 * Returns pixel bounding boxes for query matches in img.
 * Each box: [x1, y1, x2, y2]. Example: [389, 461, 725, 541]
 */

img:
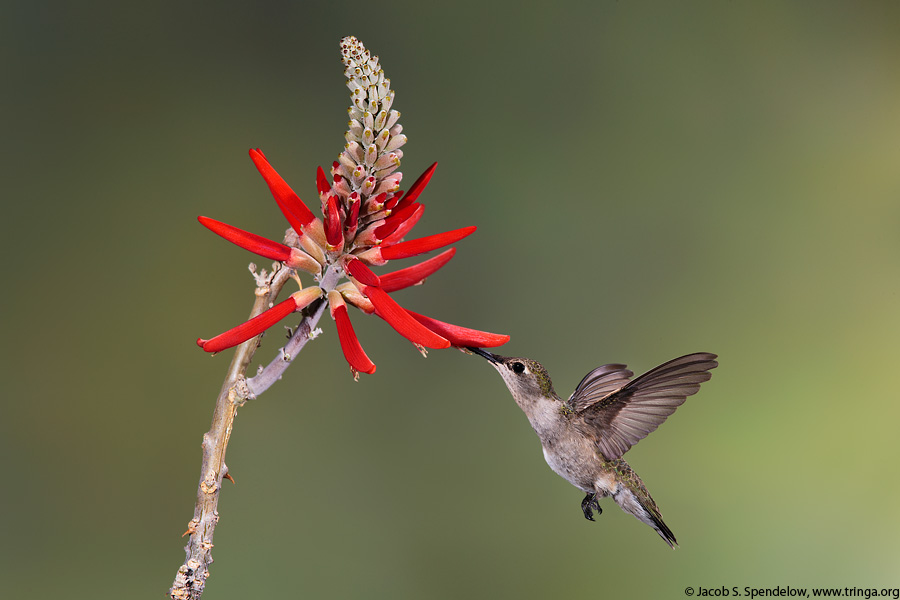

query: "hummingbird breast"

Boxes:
[540, 432, 605, 494]
[524, 396, 609, 495]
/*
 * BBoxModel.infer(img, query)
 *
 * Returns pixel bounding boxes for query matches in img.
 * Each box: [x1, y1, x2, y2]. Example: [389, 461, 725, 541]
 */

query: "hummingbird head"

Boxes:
[466, 347, 558, 407]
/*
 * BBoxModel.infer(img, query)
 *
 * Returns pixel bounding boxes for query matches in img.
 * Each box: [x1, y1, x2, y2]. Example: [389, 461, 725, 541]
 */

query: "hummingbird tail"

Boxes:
[613, 486, 678, 549]
[646, 509, 678, 549]
[608, 460, 679, 549]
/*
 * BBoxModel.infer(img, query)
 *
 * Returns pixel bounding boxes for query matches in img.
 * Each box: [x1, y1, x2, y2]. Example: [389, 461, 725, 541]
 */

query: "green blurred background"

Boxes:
[3, 1, 899, 597]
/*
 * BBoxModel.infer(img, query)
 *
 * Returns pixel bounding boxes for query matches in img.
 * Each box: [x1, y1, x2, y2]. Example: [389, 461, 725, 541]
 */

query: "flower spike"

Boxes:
[194, 36, 508, 374]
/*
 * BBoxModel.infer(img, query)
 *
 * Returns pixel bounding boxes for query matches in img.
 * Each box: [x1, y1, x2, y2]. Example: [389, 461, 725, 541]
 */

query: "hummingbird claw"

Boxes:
[581, 493, 602, 521]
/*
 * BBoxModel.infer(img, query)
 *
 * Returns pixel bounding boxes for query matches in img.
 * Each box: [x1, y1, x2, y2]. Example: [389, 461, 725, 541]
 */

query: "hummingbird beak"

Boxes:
[465, 346, 500, 364]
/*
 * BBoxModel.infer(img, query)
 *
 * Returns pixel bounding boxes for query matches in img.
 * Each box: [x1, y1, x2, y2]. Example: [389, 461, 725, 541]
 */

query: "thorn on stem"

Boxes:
[182, 519, 200, 538]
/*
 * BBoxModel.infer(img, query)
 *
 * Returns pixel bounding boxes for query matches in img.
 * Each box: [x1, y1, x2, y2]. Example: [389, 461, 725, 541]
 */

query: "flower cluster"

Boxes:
[196, 36, 508, 376]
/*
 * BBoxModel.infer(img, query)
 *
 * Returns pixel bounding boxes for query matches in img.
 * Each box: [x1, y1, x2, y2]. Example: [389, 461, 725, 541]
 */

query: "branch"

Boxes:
[168, 264, 336, 599]
[246, 266, 342, 396]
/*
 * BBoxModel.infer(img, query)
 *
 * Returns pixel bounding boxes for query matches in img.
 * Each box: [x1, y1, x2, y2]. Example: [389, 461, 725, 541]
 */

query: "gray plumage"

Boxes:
[468, 349, 718, 548]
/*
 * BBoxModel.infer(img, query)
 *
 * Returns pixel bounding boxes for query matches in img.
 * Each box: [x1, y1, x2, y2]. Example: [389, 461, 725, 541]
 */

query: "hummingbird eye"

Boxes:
[511, 362, 526, 374]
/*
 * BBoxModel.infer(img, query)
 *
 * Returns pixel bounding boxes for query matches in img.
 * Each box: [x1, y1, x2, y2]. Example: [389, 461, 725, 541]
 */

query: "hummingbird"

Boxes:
[466, 348, 717, 548]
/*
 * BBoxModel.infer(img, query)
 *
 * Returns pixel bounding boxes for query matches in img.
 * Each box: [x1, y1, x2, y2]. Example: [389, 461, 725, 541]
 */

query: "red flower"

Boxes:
[197, 35, 508, 376]
[198, 152, 509, 376]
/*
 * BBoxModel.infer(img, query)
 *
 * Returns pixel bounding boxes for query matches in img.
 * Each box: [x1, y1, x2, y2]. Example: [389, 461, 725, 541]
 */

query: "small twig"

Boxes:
[246, 266, 342, 396]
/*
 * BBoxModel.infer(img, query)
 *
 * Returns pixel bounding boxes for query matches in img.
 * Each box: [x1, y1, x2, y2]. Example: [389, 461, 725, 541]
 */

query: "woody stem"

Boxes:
[169, 263, 335, 599]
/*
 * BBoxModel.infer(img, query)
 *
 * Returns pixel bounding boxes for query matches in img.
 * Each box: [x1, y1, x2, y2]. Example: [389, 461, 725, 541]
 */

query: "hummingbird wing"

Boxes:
[570, 353, 718, 460]
[567, 364, 634, 412]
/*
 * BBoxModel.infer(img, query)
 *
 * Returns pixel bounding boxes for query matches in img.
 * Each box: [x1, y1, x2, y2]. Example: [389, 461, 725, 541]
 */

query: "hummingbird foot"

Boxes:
[581, 493, 602, 521]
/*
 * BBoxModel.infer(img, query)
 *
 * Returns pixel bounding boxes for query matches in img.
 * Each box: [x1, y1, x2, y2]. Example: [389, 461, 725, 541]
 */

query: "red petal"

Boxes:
[331, 303, 377, 374]
[353, 245, 386, 266]
[384, 190, 404, 210]
[346, 196, 360, 233]
[316, 166, 331, 195]
[249, 149, 315, 227]
[380, 226, 476, 260]
[198, 216, 292, 262]
[198, 296, 298, 353]
[324, 196, 343, 247]
[405, 310, 510, 348]
[381, 205, 425, 245]
[335, 283, 375, 314]
[345, 258, 381, 286]
[366, 192, 389, 213]
[363, 286, 450, 349]
[374, 202, 420, 240]
[378, 248, 456, 293]
[401, 162, 437, 205]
